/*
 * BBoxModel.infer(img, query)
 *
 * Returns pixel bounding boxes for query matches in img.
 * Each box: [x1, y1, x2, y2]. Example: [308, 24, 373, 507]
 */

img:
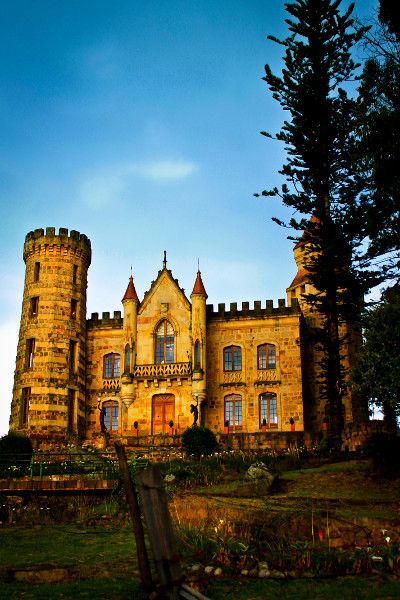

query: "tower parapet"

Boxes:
[10, 228, 91, 442]
[206, 298, 299, 320]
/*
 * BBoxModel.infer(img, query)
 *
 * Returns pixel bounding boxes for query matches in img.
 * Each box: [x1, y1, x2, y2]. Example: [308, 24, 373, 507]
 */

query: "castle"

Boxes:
[9, 227, 362, 448]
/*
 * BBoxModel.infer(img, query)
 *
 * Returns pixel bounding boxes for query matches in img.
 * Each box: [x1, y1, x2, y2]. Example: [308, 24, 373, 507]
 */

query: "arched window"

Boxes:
[155, 320, 174, 364]
[125, 345, 131, 371]
[194, 340, 201, 369]
[225, 394, 242, 429]
[257, 344, 276, 369]
[259, 392, 278, 428]
[103, 353, 120, 378]
[103, 401, 119, 432]
[224, 346, 242, 371]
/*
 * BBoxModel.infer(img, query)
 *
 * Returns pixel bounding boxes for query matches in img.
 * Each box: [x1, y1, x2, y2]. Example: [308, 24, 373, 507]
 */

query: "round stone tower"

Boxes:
[9, 227, 91, 444]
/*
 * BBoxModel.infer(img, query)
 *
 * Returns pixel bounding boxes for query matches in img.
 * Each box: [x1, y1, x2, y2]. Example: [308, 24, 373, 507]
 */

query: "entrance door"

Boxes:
[152, 394, 175, 434]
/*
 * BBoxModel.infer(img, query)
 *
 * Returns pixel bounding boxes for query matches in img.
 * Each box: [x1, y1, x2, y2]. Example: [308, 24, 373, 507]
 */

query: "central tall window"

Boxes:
[155, 320, 174, 364]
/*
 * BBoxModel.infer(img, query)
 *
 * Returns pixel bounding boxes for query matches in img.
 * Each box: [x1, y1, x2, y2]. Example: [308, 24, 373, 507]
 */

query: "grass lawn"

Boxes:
[204, 575, 400, 600]
[0, 524, 147, 599]
[1, 525, 399, 599]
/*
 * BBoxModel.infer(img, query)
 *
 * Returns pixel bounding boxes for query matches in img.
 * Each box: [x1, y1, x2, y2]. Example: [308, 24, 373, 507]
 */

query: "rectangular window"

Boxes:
[104, 401, 119, 432]
[70, 299, 78, 319]
[104, 354, 120, 378]
[69, 340, 77, 373]
[258, 344, 276, 370]
[259, 393, 278, 428]
[73, 264, 78, 284]
[26, 338, 35, 369]
[30, 297, 39, 318]
[68, 389, 75, 429]
[224, 346, 242, 371]
[34, 262, 40, 282]
[22, 388, 31, 425]
[225, 395, 242, 429]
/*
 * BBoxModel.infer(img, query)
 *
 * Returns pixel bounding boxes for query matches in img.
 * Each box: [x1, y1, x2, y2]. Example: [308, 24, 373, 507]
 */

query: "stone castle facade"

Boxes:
[9, 227, 362, 448]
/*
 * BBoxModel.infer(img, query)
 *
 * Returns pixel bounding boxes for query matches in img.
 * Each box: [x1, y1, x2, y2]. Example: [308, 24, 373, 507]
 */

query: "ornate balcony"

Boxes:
[133, 362, 191, 379]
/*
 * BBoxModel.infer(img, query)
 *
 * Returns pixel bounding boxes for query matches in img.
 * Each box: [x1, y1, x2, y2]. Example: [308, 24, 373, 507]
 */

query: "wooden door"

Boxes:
[152, 394, 175, 434]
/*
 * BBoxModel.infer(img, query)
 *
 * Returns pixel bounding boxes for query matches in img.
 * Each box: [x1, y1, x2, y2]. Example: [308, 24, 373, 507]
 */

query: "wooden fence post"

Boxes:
[135, 465, 182, 600]
[114, 442, 153, 590]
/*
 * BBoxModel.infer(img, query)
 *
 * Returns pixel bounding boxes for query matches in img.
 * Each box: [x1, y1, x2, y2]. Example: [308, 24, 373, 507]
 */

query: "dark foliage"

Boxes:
[363, 433, 400, 469]
[356, 8, 400, 274]
[181, 425, 217, 458]
[0, 432, 33, 456]
[351, 285, 400, 416]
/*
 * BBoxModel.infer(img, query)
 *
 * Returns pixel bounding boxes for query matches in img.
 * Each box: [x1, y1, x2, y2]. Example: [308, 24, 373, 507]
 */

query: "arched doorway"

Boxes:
[152, 394, 175, 434]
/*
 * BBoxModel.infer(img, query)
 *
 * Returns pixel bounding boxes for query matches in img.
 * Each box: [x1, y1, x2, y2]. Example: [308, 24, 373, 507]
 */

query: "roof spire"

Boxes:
[163, 250, 167, 269]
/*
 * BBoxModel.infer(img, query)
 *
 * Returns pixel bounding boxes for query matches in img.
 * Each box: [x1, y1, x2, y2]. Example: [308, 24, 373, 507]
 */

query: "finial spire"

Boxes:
[130, 264, 132, 276]
[163, 250, 167, 269]
[198, 257, 200, 271]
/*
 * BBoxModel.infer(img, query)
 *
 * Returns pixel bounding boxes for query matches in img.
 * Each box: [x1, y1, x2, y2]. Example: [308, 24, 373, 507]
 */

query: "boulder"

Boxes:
[241, 462, 277, 495]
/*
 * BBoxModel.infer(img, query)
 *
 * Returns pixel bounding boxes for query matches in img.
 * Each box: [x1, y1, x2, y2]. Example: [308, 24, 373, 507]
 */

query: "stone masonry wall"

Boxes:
[205, 304, 304, 435]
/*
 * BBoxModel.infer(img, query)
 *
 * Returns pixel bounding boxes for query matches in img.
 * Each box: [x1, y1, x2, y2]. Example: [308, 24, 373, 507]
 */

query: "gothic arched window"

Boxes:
[125, 345, 131, 371]
[194, 340, 201, 368]
[155, 320, 174, 364]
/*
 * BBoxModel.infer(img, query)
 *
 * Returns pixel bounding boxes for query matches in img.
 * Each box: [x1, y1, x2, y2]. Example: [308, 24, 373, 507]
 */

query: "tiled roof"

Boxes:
[287, 268, 309, 290]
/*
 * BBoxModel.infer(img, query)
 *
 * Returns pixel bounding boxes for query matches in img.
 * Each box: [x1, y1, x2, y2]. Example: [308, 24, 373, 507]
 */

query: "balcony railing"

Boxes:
[133, 362, 192, 379]
[102, 378, 120, 390]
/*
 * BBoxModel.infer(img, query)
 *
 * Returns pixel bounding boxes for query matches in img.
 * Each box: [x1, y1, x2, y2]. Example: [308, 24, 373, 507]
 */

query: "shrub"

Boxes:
[0, 433, 34, 476]
[319, 436, 335, 456]
[363, 433, 400, 469]
[181, 425, 217, 458]
[0, 432, 33, 456]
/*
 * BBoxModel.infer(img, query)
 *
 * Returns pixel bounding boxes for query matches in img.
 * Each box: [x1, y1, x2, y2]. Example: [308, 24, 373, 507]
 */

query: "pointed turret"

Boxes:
[121, 274, 139, 409]
[122, 276, 139, 302]
[191, 270, 208, 298]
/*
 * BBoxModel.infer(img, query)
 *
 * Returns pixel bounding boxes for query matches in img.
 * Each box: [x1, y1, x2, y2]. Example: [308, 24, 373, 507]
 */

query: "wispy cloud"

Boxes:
[135, 160, 199, 180]
[79, 159, 199, 208]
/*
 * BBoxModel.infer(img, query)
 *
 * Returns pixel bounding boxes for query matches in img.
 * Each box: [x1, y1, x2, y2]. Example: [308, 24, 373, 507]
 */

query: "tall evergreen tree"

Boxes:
[256, 0, 374, 447]
[357, 3, 400, 273]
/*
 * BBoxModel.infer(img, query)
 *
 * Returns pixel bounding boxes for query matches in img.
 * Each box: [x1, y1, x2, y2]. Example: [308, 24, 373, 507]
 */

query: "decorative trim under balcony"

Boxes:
[102, 378, 120, 390]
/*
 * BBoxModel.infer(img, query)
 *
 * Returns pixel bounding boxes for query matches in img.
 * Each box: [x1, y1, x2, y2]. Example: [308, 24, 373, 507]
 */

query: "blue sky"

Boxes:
[0, 0, 377, 435]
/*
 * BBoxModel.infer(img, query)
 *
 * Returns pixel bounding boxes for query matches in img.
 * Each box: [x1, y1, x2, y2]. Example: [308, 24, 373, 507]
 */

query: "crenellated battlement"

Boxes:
[24, 227, 91, 265]
[87, 311, 123, 329]
[206, 298, 300, 319]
